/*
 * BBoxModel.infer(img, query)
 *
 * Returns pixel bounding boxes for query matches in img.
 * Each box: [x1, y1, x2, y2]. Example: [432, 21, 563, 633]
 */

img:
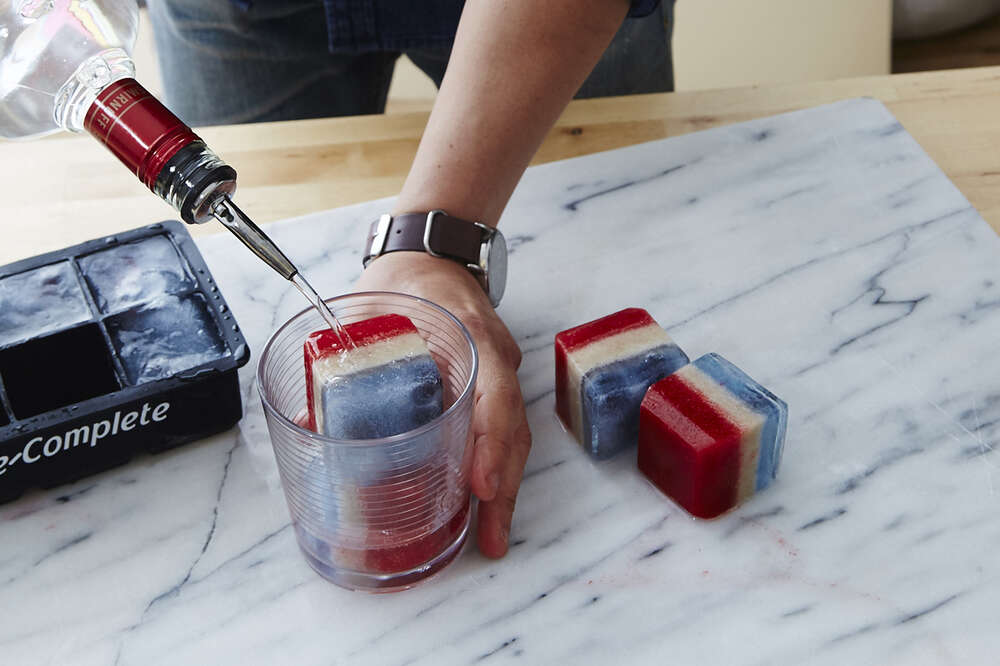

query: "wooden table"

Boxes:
[3, 66, 1000, 265]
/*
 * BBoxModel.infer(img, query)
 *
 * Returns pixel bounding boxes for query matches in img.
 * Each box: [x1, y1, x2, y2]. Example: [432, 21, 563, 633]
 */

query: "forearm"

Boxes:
[393, 0, 630, 226]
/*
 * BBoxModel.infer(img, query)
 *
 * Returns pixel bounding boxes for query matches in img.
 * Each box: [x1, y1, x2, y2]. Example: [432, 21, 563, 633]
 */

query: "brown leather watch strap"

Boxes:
[363, 212, 486, 267]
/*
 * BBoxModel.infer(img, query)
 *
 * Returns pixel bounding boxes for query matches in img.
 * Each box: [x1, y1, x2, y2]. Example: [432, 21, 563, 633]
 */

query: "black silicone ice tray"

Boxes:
[0, 221, 250, 503]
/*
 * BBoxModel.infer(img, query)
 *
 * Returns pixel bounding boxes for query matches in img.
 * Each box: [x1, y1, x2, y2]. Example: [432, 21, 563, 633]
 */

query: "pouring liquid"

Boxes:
[290, 273, 356, 351]
[212, 196, 355, 350]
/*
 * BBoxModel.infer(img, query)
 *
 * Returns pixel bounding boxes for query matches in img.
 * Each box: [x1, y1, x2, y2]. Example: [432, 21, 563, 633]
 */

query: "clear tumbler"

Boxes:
[257, 292, 478, 592]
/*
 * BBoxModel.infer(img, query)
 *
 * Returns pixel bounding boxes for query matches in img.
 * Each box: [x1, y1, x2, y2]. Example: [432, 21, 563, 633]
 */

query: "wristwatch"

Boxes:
[362, 210, 508, 307]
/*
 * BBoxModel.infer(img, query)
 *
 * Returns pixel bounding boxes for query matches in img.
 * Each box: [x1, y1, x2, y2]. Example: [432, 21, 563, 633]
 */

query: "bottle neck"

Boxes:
[68, 64, 237, 225]
[153, 141, 237, 225]
[55, 49, 136, 133]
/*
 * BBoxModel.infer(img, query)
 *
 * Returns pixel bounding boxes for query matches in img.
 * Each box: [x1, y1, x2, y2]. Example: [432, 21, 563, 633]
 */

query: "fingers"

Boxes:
[469, 342, 532, 558]
[469, 369, 522, 500]
[476, 419, 531, 558]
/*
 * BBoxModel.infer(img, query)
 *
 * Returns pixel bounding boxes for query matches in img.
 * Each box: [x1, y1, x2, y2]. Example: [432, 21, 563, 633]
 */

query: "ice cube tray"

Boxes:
[0, 221, 250, 503]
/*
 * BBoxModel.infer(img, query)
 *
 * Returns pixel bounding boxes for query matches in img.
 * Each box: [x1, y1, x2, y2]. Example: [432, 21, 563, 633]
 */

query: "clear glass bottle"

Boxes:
[1, 0, 137, 138]
[0, 0, 241, 226]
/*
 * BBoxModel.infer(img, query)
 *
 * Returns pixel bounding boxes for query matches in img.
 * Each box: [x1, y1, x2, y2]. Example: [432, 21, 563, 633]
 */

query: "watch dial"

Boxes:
[487, 231, 508, 306]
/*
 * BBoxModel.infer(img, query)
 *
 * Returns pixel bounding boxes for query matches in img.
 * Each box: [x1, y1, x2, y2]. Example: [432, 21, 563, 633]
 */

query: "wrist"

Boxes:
[362, 250, 477, 284]
[359, 251, 493, 308]
[363, 210, 508, 307]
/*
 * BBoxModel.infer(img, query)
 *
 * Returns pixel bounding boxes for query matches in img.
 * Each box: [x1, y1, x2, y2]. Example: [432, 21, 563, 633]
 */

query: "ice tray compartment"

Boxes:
[0, 324, 121, 419]
[106, 293, 229, 386]
[79, 234, 195, 314]
[0, 261, 92, 348]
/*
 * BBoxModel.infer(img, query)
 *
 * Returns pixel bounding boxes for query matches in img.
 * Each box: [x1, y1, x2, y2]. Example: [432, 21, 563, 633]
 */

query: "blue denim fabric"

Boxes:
[628, 0, 661, 17]
[147, 0, 673, 125]
[315, 0, 661, 53]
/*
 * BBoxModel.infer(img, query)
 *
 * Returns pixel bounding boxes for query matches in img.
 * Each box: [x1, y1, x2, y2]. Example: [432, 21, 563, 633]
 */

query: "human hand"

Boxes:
[355, 251, 531, 558]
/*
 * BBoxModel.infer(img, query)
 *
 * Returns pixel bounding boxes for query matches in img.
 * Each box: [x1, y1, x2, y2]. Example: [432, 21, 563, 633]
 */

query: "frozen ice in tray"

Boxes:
[79, 235, 194, 313]
[638, 353, 788, 519]
[555, 308, 689, 460]
[0, 261, 92, 348]
[304, 314, 443, 439]
[106, 294, 229, 385]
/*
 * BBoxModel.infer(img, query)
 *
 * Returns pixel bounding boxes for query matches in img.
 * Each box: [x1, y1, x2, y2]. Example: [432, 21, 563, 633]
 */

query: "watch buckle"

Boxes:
[423, 210, 447, 258]
[425, 211, 490, 276]
[365, 213, 392, 267]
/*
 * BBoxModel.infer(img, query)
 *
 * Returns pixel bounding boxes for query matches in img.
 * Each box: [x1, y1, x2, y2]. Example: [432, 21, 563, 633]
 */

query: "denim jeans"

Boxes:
[146, 0, 674, 126]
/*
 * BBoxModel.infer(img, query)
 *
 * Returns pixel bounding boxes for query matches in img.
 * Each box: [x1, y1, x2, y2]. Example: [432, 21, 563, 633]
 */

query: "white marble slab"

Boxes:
[3, 98, 1000, 665]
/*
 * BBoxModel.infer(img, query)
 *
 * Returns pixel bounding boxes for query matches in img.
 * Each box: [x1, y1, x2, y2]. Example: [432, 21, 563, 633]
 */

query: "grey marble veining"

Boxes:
[3, 98, 1000, 665]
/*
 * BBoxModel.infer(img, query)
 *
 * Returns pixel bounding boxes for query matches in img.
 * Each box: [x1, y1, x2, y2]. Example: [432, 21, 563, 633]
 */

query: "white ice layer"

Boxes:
[675, 364, 765, 504]
[311, 332, 430, 434]
[563, 323, 673, 439]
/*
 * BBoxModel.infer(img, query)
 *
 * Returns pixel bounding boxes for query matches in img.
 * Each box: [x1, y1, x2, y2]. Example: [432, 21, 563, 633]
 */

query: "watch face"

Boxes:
[485, 229, 508, 307]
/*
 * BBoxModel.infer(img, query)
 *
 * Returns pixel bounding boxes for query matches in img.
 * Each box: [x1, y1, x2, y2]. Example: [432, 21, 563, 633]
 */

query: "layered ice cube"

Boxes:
[638, 353, 788, 519]
[106, 294, 229, 385]
[79, 235, 193, 314]
[0, 261, 91, 348]
[304, 314, 443, 439]
[555, 308, 689, 459]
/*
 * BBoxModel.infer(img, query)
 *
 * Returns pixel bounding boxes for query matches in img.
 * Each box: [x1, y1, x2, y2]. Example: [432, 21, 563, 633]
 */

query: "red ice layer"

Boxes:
[555, 307, 655, 353]
[332, 470, 470, 575]
[303, 313, 420, 432]
[638, 375, 743, 519]
[554, 307, 656, 431]
[364, 501, 470, 574]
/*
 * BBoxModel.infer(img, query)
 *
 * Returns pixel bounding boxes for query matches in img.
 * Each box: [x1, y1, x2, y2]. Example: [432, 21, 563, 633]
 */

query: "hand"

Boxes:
[355, 252, 531, 558]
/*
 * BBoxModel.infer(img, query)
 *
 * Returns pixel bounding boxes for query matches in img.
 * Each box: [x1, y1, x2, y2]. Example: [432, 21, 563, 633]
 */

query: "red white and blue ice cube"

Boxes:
[304, 313, 443, 441]
[300, 315, 449, 572]
[555, 308, 689, 459]
[638, 353, 787, 519]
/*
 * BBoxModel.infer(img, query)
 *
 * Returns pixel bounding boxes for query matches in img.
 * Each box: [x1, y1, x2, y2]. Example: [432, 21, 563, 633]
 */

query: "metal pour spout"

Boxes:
[212, 196, 353, 347]
[211, 196, 297, 280]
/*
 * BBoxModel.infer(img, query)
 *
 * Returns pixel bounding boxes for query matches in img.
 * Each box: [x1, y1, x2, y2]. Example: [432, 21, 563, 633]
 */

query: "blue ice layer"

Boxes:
[295, 457, 341, 563]
[320, 355, 443, 485]
[320, 355, 443, 440]
[694, 353, 788, 491]
[581, 343, 689, 460]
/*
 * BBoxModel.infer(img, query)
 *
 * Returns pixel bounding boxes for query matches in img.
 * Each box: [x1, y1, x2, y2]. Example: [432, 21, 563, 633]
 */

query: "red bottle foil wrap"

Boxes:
[84, 79, 199, 190]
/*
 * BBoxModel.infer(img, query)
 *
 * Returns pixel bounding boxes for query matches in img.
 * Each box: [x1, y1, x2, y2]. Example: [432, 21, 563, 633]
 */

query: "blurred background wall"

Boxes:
[672, 0, 892, 91]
